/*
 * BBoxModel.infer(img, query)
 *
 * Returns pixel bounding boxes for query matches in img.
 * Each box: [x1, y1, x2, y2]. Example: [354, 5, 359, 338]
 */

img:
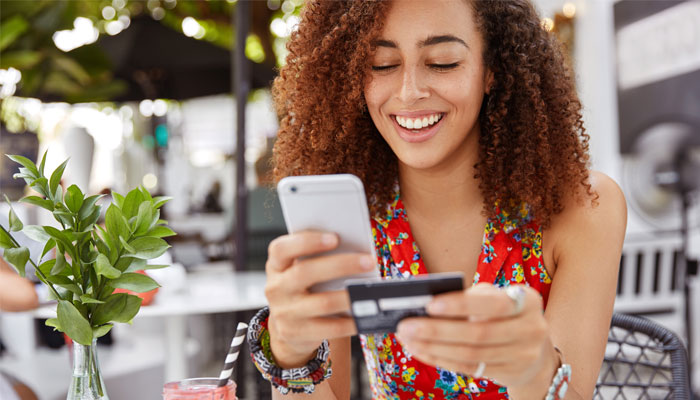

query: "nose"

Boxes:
[397, 66, 429, 105]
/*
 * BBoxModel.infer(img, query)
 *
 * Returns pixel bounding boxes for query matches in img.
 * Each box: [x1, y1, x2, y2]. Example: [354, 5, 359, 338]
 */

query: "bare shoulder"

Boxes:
[547, 170, 628, 266]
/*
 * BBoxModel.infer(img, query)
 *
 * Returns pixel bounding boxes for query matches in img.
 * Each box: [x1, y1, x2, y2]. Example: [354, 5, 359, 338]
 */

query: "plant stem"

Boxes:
[0, 225, 63, 301]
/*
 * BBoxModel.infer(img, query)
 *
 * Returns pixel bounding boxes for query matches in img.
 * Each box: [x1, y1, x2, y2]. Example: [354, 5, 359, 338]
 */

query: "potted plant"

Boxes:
[0, 153, 176, 400]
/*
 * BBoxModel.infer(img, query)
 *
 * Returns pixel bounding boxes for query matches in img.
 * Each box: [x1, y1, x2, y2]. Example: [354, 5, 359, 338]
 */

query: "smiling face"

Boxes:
[364, 0, 492, 174]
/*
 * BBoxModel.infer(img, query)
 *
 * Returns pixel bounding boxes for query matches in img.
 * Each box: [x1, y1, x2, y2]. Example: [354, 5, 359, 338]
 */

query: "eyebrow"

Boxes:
[372, 35, 469, 49]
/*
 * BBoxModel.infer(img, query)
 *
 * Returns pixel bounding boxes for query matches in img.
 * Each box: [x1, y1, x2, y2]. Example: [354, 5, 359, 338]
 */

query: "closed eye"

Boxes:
[429, 62, 460, 71]
[371, 65, 399, 71]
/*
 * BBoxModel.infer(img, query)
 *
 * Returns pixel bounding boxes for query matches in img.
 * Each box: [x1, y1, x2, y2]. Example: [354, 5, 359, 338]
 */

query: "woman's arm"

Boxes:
[271, 337, 351, 400]
[541, 171, 627, 399]
[0, 257, 39, 312]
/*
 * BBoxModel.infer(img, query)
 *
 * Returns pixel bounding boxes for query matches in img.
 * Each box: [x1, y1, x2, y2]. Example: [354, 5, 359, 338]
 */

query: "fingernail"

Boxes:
[360, 255, 374, 270]
[427, 300, 446, 314]
[321, 233, 337, 247]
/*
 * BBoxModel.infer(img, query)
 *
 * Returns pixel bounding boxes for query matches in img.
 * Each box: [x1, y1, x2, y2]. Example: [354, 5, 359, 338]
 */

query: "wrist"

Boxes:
[269, 335, 318, 369]
[507, 342, 560, 399]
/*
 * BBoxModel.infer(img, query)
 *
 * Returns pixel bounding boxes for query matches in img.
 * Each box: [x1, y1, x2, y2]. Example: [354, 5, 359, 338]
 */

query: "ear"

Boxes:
[484, 68, 495, 94]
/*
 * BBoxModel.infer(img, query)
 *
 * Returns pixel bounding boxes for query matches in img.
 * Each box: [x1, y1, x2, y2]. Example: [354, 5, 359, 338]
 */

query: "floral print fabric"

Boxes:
[360, 193, 552, 400]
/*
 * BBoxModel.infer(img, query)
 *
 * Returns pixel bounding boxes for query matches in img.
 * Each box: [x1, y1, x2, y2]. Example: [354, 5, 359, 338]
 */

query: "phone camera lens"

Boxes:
[290, 186, 297, 193]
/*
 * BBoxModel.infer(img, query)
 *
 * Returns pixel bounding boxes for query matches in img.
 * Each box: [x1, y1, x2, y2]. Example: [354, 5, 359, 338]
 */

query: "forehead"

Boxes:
[378, 0, 478, 46]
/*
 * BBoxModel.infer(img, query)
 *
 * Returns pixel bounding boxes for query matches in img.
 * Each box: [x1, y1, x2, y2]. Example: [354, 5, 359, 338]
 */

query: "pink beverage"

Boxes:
[163, 378, 237, 400]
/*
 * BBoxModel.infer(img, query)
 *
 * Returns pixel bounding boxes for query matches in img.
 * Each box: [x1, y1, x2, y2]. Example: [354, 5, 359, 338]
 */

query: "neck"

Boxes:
[398, 128, 483, 221]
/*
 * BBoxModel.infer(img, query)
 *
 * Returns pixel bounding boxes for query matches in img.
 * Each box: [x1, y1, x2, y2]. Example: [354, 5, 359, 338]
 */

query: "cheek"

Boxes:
[364, 80, 391, 125]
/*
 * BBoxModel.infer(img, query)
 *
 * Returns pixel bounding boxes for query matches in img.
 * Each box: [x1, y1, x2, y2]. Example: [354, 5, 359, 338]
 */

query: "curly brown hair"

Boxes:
[271, 0, 592, 227]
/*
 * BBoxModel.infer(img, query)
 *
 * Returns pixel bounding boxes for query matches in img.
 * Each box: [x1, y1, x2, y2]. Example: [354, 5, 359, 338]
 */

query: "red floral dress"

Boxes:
[360, 192, 553, 400]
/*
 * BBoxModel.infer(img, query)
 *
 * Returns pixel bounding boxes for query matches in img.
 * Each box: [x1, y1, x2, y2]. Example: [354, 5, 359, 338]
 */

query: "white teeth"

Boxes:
[395, 113, 443, 130]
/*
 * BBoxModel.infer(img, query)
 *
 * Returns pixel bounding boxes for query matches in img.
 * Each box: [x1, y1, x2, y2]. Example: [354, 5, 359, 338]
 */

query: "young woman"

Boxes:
[250, 1, 627, 399]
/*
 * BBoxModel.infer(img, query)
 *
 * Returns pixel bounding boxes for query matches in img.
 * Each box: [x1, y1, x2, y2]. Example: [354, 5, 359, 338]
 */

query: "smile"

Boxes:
[394, 113, 444, 130]
[391, 112, 446, 143]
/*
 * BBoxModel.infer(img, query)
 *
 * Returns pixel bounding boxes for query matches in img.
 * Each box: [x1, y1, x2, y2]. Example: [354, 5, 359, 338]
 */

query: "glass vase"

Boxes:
[67, 339, 109, 400]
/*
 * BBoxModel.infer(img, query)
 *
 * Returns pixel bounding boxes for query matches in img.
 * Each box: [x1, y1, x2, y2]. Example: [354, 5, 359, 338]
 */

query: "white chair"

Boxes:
[614, 234, 686, 337]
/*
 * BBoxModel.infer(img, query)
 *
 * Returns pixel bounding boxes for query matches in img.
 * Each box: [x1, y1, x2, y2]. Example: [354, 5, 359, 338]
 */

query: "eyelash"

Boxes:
[370, 63, 460, 72]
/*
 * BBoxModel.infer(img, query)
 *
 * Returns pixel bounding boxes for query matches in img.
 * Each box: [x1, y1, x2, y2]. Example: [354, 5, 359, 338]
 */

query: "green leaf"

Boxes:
[64, 185, 84, 213]
[121, 189, 144, 219]
[92, 293, 142, 325]
[49, 159, 69, 200]
[97, 225, 118, 264]
[0, 227, 14, 249]
[133, 202, 152, 236]
[6, 154, 38, 176]
[80, 295, 105, 305]
[9, 209, 23, 232]
[81, 207, 101, 231]
[46, 275, 82, 295]
[110, 272, 159, 293]
[112, 192, 125, 209]
[39, 151, 47, 177]
[20, 196, 54, 211]
[57, 300, 92, 346]
[0, 15, 29, 51]
[145, 225, 176, 238]
[78, 194, 102, 220]
[30, 177, 49, 198]
[126, 237, 170, 260]
[95, 253, 121, 279]
[51, 251, 67, 275]
[0, 50, 42, 70]
[105, 204, 130, 241]
[22, 225, 50, 243]
[139, 186, 153, 201]
[81, 249, 99, 265]
[52, 208, 73, 228]
[117, 257, 144, 273]
[41, 239, 56, 258]
[153, 196, 172, 209]
[131, 263, 169, 273]
[93, 324, 113, 338]
[4, 246, 29, 277]
[45, 318, 62, 332]
[44, 226, 73, 250]
[119, 236, 135, 253]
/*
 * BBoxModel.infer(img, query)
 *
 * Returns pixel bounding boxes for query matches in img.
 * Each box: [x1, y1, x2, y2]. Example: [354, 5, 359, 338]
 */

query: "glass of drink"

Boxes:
[163, 378, 237, 400]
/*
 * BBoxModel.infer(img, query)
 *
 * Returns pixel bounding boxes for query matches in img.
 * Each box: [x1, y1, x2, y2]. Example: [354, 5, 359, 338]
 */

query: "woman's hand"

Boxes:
[395, 283, 559, 393]
[264, 231, 374, 368]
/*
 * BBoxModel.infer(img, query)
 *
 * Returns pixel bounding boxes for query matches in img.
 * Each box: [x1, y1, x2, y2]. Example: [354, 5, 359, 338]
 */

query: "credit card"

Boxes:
[346, 272, 464, 334]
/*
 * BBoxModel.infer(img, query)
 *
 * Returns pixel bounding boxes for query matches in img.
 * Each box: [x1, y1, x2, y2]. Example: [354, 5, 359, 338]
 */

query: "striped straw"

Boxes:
[218, 322, 249, 387]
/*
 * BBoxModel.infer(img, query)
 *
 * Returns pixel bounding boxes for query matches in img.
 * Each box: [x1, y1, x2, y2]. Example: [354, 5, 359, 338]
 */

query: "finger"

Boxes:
[398, 337, 523, 365]
[291, 290, 352, 317]
[396, 316, 528, 345]
[404, 349, 509, 379]
[266, 231, 338, 273]
[426, 284, 542, 320]
[284, 252, 375, 289]
[272, 315, 358, 341]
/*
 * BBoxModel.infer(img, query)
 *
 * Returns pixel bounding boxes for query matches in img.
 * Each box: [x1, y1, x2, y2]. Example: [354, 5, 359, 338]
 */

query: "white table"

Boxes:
[32, 265, 268, 382]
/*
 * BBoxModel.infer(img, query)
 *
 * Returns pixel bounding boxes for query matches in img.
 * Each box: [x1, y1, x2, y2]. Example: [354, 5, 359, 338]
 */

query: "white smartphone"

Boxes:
[277, 174, 379, 292]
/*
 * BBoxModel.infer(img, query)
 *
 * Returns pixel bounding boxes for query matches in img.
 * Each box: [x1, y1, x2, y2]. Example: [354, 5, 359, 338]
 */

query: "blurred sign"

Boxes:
[617, 1, 700, 90]
[614, 0, 700, 154]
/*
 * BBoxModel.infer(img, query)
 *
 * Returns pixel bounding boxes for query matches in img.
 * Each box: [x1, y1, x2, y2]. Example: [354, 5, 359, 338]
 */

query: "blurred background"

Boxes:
[0, 0, 699, 399]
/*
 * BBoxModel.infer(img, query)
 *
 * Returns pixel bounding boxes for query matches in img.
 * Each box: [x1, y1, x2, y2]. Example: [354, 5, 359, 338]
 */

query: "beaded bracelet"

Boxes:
[248, 306, 332, 394]
[545, 346, 571, 400]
